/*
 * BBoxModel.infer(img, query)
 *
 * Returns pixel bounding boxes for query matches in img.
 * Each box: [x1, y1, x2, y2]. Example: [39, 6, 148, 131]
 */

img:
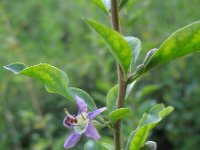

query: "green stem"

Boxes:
[111, 0, 127, 150]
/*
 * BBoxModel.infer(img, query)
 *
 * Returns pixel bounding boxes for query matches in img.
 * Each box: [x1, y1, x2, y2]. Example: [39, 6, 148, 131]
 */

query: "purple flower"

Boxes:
[63, 95, 107, 149]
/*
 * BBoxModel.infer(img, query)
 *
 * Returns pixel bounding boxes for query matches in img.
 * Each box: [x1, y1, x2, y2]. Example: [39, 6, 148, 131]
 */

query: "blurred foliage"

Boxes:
[0, 0, 199, 150]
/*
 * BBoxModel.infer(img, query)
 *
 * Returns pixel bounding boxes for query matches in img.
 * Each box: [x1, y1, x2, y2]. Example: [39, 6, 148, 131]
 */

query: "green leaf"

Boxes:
[129, 125, 152, 150]
[125, 130, 136, 150]
[85, 19, 132, 75]
[127, 104, 174, 150]
[109, 108, 131, 123]
[69, 87, 97, 111]
[106, 82, 136, 111]
[119, 0, 129, 10]
[106, 85, 118, 111]
[145, 21, 200, 72]
[93, 0, 110, 14]
[124, 36, 141, 67]
[4, 63, 74, 101]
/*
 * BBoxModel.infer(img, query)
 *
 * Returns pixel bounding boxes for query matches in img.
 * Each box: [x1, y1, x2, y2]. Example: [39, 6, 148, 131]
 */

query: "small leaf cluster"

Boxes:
[3, 0, 200, 149]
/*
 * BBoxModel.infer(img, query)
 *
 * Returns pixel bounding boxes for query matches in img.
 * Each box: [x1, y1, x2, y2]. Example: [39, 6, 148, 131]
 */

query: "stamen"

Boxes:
[63, 108, 74, 118]
[80, 113, 86, 120]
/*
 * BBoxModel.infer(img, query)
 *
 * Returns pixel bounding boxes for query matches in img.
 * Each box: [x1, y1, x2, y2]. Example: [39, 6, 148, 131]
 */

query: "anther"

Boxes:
[74, 118, 77, 123]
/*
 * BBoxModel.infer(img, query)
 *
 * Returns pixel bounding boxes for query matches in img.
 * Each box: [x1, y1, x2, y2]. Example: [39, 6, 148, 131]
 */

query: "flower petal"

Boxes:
[88, 107, 107, 120]
[75, 95, 87, 112]
[63, 116, 68, 127]
[64, 132, 81, 149]
[84, 124, 100, 140]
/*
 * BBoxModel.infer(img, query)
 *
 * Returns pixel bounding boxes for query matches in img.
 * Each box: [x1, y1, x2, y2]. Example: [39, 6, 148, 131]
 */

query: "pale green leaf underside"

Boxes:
[145, 21, 200, 71]
[128, 104, 174, 150]
[4, 63, 28, 74]
[85, 19, 132, 75]
[4, 63, 74, 101]
[124, 36, 141, 67]
[109, 108, 131, 123]
[102, 0, 111, 13]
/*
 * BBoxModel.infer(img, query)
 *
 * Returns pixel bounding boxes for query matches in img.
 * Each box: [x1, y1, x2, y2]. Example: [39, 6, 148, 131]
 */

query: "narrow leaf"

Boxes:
[4, 63, 74, 101]
[85, 19, 132, 75]
[145, 21, 200, 71]
[127, 104, 174, 150]
[109, 108, 131, 123]
[129, 125, 152, 150]
[126, 130, 136, 150]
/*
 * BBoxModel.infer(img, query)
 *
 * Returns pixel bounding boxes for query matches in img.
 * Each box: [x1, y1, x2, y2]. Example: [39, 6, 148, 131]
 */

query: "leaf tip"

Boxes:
[3, 62, 27, 74]
[167, 106, 175, 113]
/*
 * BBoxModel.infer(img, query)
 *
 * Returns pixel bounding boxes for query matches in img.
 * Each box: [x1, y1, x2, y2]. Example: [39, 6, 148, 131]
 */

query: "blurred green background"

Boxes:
[0, 0, 199, 149]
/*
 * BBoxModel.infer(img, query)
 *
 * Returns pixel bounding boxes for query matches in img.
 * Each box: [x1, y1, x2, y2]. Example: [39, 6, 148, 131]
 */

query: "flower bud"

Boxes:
[135, 64, 145, 74]
[143, 48, 158, 65]
[141, 141, 157, 150]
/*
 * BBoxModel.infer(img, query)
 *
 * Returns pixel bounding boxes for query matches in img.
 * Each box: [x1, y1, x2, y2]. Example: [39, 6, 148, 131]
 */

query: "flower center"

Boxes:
[64, 108, 89, 134]
[74, 112, 89, 134]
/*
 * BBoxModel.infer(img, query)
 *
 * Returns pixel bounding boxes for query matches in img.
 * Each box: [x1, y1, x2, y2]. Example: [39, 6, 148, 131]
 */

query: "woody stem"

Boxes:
[110, 0, 127, 150]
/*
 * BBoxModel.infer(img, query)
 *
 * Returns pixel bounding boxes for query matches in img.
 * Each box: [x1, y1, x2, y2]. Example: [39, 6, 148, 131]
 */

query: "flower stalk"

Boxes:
[111, 0, 127, 150]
